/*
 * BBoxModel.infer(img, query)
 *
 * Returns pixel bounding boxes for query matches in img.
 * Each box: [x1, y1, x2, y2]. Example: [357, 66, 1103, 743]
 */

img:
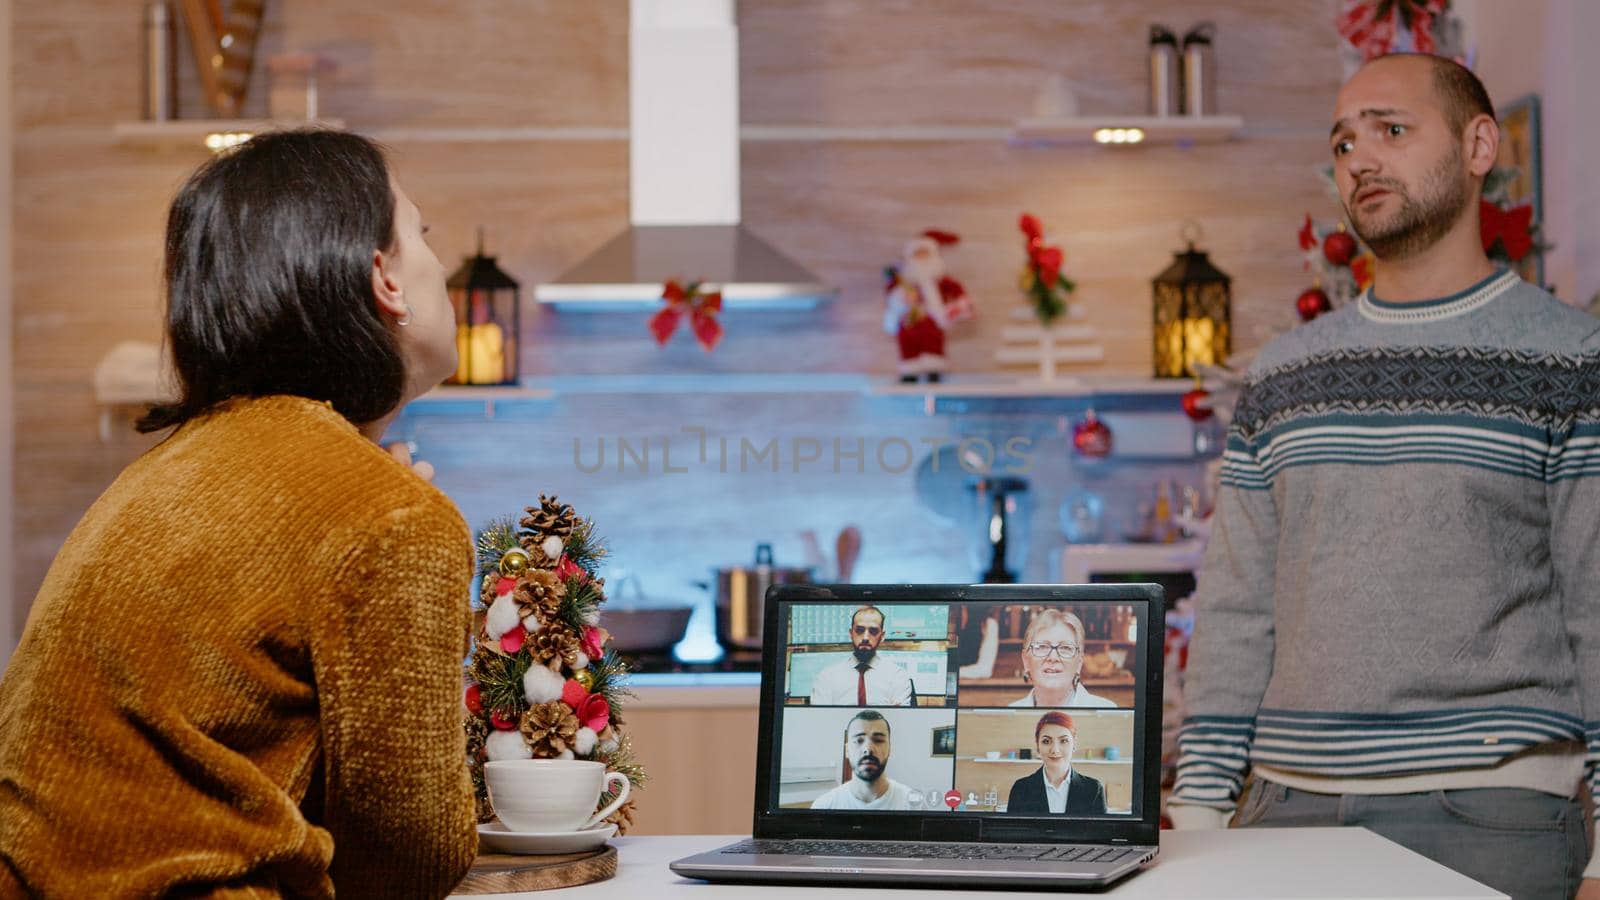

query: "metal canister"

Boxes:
[143, 2, 175, 121]
[1148, 25, 1181, 117]
[1182, 22, 1218, 117]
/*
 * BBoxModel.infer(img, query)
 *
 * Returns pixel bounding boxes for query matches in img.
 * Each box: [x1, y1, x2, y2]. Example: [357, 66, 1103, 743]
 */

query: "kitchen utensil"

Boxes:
[710, 543, 814, 651]
[835, 526, 862, 583]
[603, 573, 694, 654]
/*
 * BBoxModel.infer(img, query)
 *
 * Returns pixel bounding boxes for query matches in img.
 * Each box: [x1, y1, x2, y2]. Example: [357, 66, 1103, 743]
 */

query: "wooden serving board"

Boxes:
[455, 846, 616, 894]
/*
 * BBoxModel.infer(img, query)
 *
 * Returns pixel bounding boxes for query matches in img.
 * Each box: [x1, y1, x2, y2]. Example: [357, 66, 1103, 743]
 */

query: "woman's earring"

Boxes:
[396, 303, 413, 327]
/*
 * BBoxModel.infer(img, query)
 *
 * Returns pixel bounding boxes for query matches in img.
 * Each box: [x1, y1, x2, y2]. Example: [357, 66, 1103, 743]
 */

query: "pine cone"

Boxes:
[530, 624, 581, 671]
[521, 700, 580, 756]
[514, 569, 565, 625]
[604, 798, 637, 835]
[519, 494, 576, 544]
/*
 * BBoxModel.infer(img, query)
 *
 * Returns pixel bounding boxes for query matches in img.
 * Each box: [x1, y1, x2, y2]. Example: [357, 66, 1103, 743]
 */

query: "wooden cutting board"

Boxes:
[455, 846, 617, 894]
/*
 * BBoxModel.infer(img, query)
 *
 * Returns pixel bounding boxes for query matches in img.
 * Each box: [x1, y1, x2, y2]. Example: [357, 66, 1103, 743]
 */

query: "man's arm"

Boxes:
[1169, 384, 1280, 827]
[1548, 342, 1600, 880]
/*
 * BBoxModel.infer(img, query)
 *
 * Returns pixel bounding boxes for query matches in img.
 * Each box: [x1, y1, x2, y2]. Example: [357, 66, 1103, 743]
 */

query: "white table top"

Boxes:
[458, 828, 1506, 900]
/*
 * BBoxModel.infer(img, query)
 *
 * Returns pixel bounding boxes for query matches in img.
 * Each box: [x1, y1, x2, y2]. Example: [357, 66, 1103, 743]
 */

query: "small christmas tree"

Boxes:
[463, 495, 647, 832]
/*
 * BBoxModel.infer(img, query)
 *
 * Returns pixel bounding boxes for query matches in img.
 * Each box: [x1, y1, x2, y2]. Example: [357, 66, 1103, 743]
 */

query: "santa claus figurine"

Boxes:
[883, 229, 974, 383]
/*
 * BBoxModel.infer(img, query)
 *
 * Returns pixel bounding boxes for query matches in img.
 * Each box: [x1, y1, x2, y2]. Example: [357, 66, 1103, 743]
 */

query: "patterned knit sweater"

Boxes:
[1171, 270, 1600, 840]
[0, 396, 478, 898]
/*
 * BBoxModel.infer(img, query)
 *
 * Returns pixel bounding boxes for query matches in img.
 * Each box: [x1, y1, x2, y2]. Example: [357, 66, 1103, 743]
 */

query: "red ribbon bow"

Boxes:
[1479, 200, 1534, 262]
[1338, 0, 1445, 60]
[649, 279, 724, 352]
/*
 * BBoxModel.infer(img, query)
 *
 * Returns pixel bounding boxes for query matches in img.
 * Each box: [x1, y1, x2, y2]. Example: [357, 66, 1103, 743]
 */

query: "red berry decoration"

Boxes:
[1322, 229, 1357, 266]
[1182, 387, 1213, 422]
[490, 709, 519, 731]
[465, 683, 484, 715]
[1296, 287, 1332, 322]
[1072, 411, 1114, 458]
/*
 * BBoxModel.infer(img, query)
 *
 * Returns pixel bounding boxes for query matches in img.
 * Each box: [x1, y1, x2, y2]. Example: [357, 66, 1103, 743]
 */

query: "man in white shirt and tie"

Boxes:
[808, 606, 914, 706]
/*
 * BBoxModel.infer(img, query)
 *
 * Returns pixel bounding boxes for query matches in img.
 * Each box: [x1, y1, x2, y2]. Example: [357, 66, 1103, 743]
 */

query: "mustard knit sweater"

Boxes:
[0, 396, 478, 898]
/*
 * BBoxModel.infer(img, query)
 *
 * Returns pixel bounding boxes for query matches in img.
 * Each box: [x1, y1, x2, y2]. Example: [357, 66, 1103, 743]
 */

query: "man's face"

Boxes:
[850, 610, 885, 662]
[847, 717, 892, 783]
[1329, 57, 1473, 262]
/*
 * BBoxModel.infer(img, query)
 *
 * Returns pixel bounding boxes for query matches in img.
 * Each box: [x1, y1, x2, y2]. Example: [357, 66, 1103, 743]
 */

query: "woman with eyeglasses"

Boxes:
[1004, 712, 1108, 815]
[1007, 609, 1116, 708]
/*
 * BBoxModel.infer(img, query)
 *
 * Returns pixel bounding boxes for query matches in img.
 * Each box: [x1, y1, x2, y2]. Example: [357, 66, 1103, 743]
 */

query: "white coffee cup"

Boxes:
[484, 759, 631, 833]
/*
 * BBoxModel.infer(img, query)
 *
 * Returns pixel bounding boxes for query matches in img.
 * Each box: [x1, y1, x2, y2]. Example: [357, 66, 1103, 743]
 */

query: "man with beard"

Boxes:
[1169, 54, 1600, 900]
[809, 606, 914, 707]
[810, 711, 913, 810]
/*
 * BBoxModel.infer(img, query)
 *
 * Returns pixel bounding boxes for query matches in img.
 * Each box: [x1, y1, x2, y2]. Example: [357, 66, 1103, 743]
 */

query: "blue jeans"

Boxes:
[1231, 780, 1590, 900]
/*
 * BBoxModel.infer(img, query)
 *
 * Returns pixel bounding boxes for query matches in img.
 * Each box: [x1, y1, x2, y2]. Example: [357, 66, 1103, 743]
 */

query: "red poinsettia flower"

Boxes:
[580, 625, 605, 660]
[1298, 214, 1318, 252]
[561, 679, 611, 733]
[500, 627, 526, 654]
[555, 556, 588, 584]
[1019, 214, 1043, 241]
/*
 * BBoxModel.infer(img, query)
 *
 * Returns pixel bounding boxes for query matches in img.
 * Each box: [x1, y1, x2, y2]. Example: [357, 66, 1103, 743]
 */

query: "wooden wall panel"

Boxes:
[11, 0, 1347, 622]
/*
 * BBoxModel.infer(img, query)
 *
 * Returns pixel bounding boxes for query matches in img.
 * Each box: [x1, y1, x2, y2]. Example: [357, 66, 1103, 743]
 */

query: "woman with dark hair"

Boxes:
[1004, 712, 1108, 815]
[0, 130, 475, 897]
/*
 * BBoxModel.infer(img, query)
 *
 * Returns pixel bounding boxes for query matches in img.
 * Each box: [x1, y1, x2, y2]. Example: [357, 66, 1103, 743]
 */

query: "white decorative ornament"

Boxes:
[598, 737, 620, 755]
[541, 535, 564, 561]
[574, 726, 598, 756]
[555, 749, 575, 760]
[523, 663, 566, 704]
[574, 651, 590, 670]
[485, 591, 521, 640]
[485, 729, 533, 761]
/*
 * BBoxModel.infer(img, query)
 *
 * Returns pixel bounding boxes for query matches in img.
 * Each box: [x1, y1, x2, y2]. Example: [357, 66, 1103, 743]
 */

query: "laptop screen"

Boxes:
[755, 585, 1161, 841]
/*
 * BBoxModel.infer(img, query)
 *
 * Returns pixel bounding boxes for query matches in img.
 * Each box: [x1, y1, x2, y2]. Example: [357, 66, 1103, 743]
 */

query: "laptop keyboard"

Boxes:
[721, 839, 1138, 864]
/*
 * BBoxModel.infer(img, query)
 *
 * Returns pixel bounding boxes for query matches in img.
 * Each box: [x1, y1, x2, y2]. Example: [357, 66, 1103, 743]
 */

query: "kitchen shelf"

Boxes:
[1010, 115, 1244, 147]
[113, 118, 346, 151]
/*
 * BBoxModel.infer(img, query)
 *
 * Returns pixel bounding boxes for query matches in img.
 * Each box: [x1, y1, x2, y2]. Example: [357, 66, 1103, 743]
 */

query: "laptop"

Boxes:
[671, 582, 1163, 890]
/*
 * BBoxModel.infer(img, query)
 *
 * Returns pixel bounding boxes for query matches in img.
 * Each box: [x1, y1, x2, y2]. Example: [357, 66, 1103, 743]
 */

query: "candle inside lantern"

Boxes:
[455, 321, 506, 385]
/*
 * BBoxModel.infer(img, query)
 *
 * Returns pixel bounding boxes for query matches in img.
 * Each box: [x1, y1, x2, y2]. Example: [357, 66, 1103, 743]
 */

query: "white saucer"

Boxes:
[477, 821, 617, 855]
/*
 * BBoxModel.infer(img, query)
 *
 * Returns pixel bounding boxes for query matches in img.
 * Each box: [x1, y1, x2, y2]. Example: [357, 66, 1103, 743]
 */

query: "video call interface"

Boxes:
[771, 600, 1145, 818]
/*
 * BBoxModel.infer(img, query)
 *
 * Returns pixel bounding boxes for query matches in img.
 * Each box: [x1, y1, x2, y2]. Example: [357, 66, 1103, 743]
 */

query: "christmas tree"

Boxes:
[463, 495, 647, 832]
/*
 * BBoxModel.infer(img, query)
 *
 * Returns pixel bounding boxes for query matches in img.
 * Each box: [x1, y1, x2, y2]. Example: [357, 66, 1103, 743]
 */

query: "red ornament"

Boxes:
[1322, 229, 1357, 267]
[490, 709, 519, 731]
[1296, 287, 1332, 322]
[1072, 412, 1113, 458]
[465, 683, 484, 715]
[1182, 388, 1213, 422]
[650, 279, 724, 352]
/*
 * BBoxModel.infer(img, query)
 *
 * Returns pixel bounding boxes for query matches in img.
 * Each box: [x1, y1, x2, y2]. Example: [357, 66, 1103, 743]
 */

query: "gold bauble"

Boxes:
[574, 669, 595, 690]
[499, 548, 531, 577]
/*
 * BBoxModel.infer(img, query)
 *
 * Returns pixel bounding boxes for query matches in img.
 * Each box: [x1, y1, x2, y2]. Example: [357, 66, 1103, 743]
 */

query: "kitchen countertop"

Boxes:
[629, 672, 760, 709]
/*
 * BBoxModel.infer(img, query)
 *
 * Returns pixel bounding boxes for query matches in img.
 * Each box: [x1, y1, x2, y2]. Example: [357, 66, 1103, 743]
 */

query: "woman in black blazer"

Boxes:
[1004, 712, 1107, 815]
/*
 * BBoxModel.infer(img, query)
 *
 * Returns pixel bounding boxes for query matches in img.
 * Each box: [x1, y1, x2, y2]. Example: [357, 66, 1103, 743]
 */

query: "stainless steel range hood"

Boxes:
[534, 0, 835, 311]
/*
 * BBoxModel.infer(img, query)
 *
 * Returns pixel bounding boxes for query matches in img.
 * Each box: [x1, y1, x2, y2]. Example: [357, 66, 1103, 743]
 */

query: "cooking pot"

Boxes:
[710, 543, 814, 650]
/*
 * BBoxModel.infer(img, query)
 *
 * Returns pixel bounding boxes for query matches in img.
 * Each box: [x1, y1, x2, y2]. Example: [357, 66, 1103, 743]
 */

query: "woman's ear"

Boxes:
[371, 248, 407, 319]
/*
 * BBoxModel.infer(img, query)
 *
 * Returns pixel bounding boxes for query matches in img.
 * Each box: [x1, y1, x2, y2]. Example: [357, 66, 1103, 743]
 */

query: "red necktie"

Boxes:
[856, 663, 869, 705]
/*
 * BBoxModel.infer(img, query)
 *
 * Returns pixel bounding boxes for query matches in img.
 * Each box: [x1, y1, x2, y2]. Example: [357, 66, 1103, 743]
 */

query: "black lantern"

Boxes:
[446, 229, 520, 386]
[1152, 224, 1231, 378]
